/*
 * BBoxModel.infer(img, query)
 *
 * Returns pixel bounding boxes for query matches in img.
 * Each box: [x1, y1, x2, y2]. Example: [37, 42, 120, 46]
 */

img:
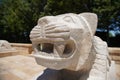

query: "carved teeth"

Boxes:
[54, 44, 65, 57]
[34, 42, 68, 58]
[39, 51, 58, 58]
[37, 43, 59, 58]
[40, 43, 43, 51]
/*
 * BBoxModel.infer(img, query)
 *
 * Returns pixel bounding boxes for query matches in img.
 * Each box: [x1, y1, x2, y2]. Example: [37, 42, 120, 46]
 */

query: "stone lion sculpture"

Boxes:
[0, 40, 15, 53]
[30, 13, 116, 80]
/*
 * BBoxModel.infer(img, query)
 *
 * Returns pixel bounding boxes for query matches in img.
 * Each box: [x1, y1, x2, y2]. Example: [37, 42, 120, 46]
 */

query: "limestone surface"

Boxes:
[0, 40, 15, 53]
[30, 13, 117, 80]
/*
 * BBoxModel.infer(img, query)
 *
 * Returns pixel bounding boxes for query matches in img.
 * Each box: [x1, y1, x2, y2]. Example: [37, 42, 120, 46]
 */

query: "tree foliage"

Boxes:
[92, 0, 120, 28]
[0, 0, 120, 43]
[44, 0, 91, 15]
[0, 0, 46, 42]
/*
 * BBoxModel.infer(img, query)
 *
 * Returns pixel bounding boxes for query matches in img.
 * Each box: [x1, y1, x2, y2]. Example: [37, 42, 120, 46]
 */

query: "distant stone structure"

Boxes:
[0, 40, 15, 53]
[30, 13, 117, 80]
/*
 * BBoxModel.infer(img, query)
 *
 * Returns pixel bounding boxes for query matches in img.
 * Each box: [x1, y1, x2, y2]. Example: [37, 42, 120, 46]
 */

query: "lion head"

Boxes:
[30, 13, 97, 71]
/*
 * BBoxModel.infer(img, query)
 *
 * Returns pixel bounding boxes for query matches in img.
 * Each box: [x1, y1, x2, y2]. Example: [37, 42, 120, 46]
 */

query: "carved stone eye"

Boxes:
[63, 16, 74, 23]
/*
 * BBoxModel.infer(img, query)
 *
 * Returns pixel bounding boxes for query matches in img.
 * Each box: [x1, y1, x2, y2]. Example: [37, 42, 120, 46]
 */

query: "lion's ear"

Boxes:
[78, 13, 98, 35]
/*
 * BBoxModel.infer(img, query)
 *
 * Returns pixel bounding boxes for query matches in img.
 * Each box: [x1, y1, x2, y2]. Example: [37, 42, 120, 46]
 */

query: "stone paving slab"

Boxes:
[0, 55, 46, 80]
[0, 55, 120, 80]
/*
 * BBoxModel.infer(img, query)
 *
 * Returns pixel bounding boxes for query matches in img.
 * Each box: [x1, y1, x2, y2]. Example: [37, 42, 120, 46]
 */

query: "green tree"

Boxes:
[0, 0, 46, 42]
[0, 0, 120, 44]
[92, 0, 120, 28]
[44, 0, 91, 15]
[91, 0, 120, 43]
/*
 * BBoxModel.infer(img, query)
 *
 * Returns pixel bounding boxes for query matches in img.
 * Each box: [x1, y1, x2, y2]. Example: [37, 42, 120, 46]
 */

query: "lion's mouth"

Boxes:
[33, 39, 75, 59]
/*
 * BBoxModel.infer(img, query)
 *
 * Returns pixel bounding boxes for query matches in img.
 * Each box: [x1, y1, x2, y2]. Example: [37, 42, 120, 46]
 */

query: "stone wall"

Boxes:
[108, 47, 120, 64]
[11, 43, 33, 56]
[108, 47, 120, 79]
[0, 51, 18, 57]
